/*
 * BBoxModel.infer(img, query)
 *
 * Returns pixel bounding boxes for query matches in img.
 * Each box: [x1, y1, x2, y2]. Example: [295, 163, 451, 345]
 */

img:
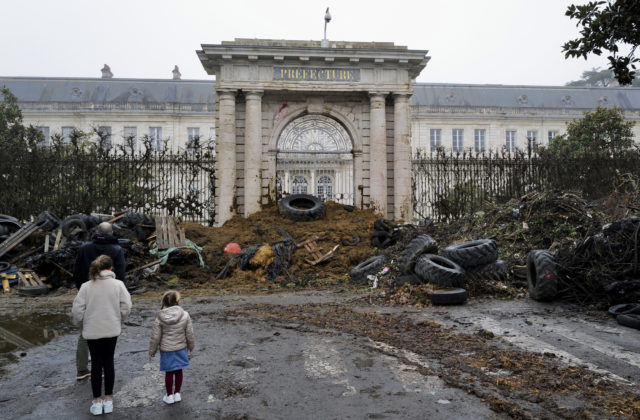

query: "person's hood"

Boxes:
[92, 233, 118, 245]
[157, 306, 186, 325]
[96, 270, 116, 280]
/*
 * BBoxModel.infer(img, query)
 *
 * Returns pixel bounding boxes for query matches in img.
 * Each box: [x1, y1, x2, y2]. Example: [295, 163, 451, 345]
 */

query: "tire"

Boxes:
[373, 219, 395, 233]
[466, 260, 508, 282]
[617, 314, 640, 330]
[608, 303, 640, 316]
[527, 250, 558, 301]
[278, 194, 326, 222]
[370, 231, 392, 249]
[341, 234, 360, 246]
[35, 211, 60, 230]
[61, 218, 87, 239]
[428, 288, 468, 305]
[398, 234, 438, 274]
[350, 255, 387, 284]
[414, 254, 466, 287]
[0, 261, 11, 272]
[0, 219, 23, 238]
[18, 286, 48, 296]
[343, 205, 355, 212]
[441, 239, 498, 269]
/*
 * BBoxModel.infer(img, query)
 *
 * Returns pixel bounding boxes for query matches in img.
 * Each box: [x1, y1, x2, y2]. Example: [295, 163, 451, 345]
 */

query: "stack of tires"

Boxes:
[382, 235, 499, 305]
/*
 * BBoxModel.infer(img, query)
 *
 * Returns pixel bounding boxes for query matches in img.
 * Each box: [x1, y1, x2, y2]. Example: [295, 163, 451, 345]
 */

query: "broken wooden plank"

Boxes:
[53, 229, 62, 251]
[129, 259, 163, 274]
[0, 223, 41, 259]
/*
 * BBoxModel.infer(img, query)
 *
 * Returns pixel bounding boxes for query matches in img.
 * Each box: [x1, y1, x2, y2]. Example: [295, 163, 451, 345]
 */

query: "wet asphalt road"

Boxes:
[0, 291, 639, 419]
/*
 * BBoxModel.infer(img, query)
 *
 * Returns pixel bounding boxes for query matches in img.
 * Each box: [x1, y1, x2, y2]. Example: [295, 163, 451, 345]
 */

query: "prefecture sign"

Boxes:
[274, 67, 360, 82]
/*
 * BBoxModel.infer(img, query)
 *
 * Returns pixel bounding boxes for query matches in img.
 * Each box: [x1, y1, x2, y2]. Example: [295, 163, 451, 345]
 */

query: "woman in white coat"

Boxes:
[72, 254, 132, 416]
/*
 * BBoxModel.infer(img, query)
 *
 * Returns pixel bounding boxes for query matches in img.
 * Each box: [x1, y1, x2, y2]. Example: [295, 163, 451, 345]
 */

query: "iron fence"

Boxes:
[0, 150, 216, 225]
[412, 149, 640, 222]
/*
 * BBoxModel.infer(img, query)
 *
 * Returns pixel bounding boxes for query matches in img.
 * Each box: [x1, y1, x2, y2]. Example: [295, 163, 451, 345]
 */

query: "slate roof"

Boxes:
[0, 77, 215, 106]
[3, 77, 640, 111]
[411, 83, 640, 110]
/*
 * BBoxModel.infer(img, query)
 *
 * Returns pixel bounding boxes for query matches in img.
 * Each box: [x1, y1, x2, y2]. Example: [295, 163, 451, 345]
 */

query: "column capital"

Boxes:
[392, 92, 412, 102]
[217, 89, 237, 99]
[245, 90, 264, 100]
[369, 91, 387, 101]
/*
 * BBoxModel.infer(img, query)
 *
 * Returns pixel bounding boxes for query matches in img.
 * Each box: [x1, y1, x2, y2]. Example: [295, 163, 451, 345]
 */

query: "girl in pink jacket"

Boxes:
[149, 290, 195, 404]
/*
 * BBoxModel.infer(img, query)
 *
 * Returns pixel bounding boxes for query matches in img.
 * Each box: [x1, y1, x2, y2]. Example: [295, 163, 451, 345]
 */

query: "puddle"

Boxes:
[0, 313, 74, 353]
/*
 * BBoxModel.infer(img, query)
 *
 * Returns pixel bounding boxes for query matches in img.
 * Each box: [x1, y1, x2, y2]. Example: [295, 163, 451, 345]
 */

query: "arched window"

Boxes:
[317, 175, 333, 201]
[292, 175, 308, 194]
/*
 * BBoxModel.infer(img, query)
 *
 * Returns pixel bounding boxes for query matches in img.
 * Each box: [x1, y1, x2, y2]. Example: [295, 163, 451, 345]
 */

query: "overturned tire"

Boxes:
[608, 303, 640, 316]
[398, 234, 438, 274]
[441, 239, 498, 269]
[415, 254, 465, 288]
[527, 250, 558, 301]
[428, 288, 468, 305]
[18, 285, 48, 296]
[350, 255, 387, 284]
[617, 314, 640, 330]
[278, 194, 326, 222]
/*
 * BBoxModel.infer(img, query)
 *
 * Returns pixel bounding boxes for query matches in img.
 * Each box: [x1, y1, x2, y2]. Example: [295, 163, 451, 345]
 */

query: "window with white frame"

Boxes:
[430, 128, 441, 151]
[37, 126, 50, 147]
[506, 130, 516, 152]
[474, 129, 486, 153]
[149, 127, 162, 151]
[276, 177, 283, 197]
[452, 129, 464, 152]
[526, 130, 537, 150]
[292, 175, 308, 194]
[317, 175, 333, 201]
[187, 127, 200, 152]
[97, 126, 112, 149]
[548, 130, 559, 143]
[62, 126, 74, 144]
[124, 127, 137, 152]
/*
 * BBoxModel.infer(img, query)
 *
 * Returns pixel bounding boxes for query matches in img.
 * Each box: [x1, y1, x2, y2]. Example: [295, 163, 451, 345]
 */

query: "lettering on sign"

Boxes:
[274, 67, 360, 82]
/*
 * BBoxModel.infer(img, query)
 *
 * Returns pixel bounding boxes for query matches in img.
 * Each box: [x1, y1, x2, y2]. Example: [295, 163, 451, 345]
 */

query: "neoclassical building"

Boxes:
[3, 38, 640, 225]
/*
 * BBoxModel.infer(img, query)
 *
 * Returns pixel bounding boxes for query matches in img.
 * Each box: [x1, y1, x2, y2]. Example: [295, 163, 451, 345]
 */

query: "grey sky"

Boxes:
[1, 0, 608, 86]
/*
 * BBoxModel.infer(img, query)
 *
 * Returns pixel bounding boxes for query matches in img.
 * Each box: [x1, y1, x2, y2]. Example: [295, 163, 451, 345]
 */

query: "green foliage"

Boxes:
[563, 0, 640, 85]
[541, 107, 636, 158]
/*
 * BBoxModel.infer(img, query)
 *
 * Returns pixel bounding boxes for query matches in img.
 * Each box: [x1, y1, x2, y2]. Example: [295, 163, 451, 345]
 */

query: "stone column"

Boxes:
[393, 93, 412, 222]
[244, 90, 263, 217]
[215, 90, 237, 226]
[369, 92, 387, 215]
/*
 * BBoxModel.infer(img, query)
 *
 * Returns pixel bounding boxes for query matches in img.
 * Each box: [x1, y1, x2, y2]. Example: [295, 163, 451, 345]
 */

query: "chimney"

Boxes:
[101, 64, 113, 79]
[172, 65, 181, 80]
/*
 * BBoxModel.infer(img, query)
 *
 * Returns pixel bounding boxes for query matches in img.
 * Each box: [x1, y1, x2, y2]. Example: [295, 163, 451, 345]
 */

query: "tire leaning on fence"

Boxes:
[441, 239, 498, 269]
[527, 250, 558, 301]
[398, 234, 438, 274]
[414, 254, 465, 287]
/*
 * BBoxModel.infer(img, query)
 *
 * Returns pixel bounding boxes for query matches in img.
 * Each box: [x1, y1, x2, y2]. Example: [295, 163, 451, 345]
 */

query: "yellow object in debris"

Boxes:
[250, 245, 275, 268]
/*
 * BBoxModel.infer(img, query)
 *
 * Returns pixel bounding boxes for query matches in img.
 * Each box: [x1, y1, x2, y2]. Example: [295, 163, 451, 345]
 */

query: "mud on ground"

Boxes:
[179, 202, 378, 289]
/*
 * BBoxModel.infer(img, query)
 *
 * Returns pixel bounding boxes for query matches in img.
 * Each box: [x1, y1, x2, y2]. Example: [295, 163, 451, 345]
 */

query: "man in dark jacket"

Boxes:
[73, 222, 126, 380]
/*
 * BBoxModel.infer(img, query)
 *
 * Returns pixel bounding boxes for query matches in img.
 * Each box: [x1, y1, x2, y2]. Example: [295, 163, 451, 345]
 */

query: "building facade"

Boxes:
[3, 38, 640, 225]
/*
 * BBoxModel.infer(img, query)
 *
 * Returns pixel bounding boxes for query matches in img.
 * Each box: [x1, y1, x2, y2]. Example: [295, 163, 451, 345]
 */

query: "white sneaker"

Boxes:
[103, 400, 113, 414]
[174, 393, 181, 402]
[163, 394, 174, 405]
[90, 401, 103, 415]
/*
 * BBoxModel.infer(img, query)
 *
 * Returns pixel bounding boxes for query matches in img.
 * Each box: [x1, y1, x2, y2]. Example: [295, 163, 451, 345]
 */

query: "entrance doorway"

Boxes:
[276, 115, 354, 204]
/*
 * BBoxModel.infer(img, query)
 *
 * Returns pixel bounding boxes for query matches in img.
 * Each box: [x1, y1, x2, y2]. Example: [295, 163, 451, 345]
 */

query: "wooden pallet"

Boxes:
[155, 216, 187, 250]
[297, 237, 339, 265]
[18, 269, 45, 287]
